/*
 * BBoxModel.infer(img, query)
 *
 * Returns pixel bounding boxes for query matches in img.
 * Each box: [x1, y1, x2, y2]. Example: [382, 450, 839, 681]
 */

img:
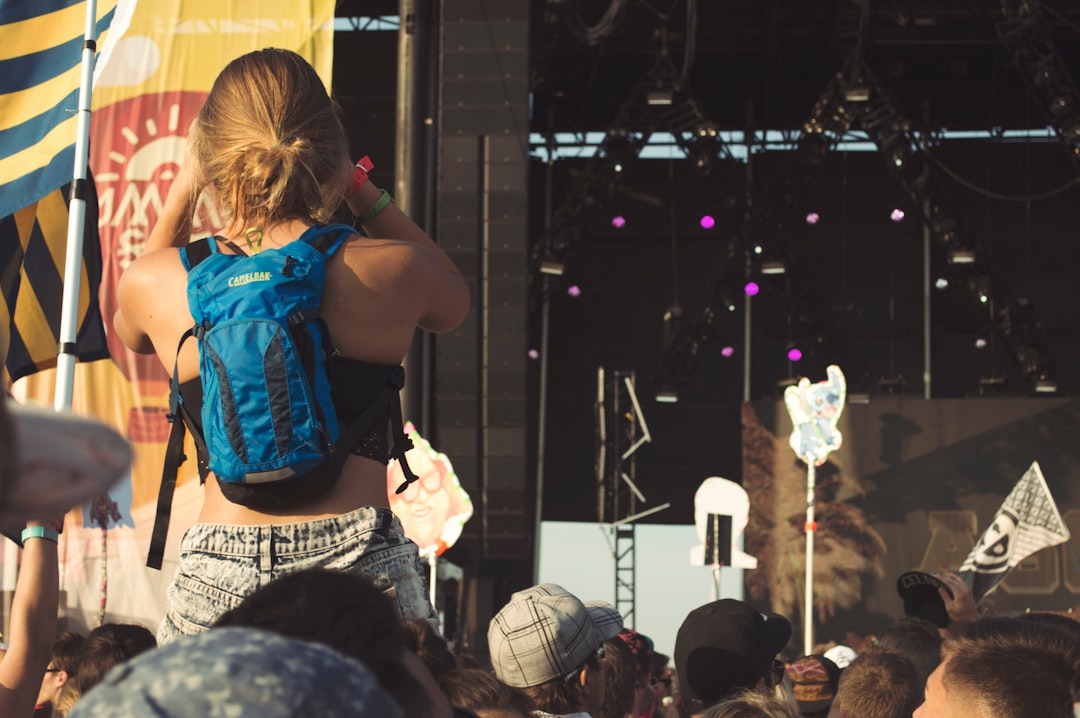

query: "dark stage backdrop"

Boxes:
[743, 397, 1080, 646]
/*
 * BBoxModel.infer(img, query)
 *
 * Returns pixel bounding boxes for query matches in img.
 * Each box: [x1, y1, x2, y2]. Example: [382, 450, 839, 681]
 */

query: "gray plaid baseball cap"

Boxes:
[585, 600, 624, 640]
[488, 583, 606, 688]
[68, 627, 403, 718]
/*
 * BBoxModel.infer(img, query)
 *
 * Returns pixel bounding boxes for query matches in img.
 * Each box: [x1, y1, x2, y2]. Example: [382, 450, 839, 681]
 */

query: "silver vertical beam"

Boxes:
[533, 131, 557, 583]
[923, 197, 932, 399]
[742, 125, 755, 403]
[479, 134, 491, 557]
[397, 0, 436, 428]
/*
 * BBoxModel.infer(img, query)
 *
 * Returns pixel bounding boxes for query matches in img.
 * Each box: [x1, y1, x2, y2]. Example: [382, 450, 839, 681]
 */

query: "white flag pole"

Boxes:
[54, 0, 100, 411]
[804, 461, 816, 656]
[428, 552, 440, 632]
[784, 365, 845, 655]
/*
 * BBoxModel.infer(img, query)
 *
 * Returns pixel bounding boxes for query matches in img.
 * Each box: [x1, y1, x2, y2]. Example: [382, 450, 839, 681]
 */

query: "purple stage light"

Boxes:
[787, 347, 803, 362]
[890, 208, 905, 222]
[805, 212, 820, 225]
[612, 215, 626, 228]
[721, 346, 735, 358]
[527, 349, 540, 359]
[744, 281, 760, 297]
[567, 285, 581, 297]
[699, 215, 716, 230]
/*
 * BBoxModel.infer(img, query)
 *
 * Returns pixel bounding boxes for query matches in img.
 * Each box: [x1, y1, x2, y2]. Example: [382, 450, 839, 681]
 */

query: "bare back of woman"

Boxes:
[113, 49, 469, 643]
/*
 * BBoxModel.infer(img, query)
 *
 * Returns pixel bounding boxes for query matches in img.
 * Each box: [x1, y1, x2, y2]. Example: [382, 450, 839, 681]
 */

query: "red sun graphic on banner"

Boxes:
[93, 91, 223, 393]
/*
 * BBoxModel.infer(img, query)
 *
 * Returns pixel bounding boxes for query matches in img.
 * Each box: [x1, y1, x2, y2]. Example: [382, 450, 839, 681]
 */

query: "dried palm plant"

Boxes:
[742, 403, 886, 623]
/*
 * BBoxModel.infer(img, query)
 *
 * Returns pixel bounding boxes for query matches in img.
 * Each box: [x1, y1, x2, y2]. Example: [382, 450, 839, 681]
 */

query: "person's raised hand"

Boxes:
[934, 570, 977, 622]
[145, 127, 206, 253]
[25, 514, 64, 532]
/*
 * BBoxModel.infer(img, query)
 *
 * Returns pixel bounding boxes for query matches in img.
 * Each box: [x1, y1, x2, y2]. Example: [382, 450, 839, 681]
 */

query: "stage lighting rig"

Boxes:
[853, 64, 1060, 393]
[601, 127, 645, 174]
[532, 20, 729, 285]
[798, 72, 856, 170]
[998, 0, 1080, 174]
[652, 69, 852, 398]
[761, 260, 787, 276]
[856, 65, 979, 264]
[547, 0, 633, 47]
[684, 122, 726, 175]
[539, 258, 566, 276]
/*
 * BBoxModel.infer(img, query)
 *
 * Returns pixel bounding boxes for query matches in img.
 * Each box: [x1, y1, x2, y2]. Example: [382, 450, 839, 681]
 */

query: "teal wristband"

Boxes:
[21, 526, 59, 545]
[356, 189, 393, 225]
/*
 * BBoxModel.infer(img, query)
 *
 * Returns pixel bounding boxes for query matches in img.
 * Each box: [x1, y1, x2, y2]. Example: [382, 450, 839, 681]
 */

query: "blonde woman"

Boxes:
[115, 48, 469, 644]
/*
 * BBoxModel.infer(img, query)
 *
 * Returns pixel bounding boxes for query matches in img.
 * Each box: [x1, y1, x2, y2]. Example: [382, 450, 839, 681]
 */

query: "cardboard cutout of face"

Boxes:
[387, 423, 472, 557]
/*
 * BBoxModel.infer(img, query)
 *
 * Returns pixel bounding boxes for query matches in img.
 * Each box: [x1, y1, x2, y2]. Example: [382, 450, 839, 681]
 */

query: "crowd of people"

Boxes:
[1, 46, 1079, 718]
[4, 560, 1079, 717]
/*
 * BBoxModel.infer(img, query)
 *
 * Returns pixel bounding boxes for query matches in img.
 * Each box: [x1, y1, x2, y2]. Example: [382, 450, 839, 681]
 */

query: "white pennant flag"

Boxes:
[958, 461, 1071, 601]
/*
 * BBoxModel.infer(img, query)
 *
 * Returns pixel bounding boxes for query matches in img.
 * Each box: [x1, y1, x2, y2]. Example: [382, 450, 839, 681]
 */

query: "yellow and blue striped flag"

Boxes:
[0, 0, 118, 220]
[0, 174, 110, 383]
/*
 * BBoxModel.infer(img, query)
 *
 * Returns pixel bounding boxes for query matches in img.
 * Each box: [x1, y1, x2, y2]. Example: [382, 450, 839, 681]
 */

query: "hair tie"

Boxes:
[244, 227, 263, 252]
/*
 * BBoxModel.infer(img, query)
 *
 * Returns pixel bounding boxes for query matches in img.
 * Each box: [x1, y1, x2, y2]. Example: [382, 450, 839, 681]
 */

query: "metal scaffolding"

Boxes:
[596, 368, 666, 627]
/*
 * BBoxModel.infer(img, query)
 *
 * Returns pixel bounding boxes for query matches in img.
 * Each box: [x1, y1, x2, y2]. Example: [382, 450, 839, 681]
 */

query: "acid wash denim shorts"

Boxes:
[157, 506, 435, 645]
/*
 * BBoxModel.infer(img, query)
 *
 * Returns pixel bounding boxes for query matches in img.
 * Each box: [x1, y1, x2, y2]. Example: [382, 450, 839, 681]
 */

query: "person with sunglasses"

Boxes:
[488, 584, 623, 717]
[34, 633, 84, 718]
[648, 656, 677, 717]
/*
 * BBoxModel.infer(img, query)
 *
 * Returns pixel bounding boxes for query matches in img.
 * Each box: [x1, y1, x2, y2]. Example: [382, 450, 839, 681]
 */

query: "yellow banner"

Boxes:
[15, 0, 335, 632]
[93, 0, 334, 105]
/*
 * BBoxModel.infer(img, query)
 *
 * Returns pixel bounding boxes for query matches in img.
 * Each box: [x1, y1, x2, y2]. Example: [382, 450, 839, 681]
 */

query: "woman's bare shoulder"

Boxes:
[339, 234, 424, 254]
[133, 244, 188, 270]
[337, 235, 445, 274]
[119, 245, 186, 289]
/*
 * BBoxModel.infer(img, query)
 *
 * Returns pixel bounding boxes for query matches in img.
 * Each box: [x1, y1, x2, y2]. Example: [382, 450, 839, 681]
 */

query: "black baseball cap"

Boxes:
[674, 599, 792, 705]
[896, 571, 953, 628]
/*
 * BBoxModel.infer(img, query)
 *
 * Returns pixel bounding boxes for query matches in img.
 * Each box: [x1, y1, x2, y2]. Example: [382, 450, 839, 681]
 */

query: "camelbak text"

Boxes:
[228, 271, 272, 287]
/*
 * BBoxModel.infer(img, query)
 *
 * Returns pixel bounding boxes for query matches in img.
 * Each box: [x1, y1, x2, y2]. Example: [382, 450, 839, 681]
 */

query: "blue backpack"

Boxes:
[147, 224, 417, 569]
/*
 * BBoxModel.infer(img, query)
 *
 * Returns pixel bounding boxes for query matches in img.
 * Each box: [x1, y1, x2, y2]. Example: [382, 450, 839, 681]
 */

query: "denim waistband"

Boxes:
[179, 506, 400, 557]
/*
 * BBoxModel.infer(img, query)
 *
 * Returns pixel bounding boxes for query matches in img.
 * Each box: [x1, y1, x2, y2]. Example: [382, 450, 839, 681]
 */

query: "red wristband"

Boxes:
[347, 155, 374, 197]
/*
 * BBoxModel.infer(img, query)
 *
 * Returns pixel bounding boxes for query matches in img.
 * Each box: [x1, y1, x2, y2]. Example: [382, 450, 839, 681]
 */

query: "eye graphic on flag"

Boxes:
[969, 509, 1018, 573]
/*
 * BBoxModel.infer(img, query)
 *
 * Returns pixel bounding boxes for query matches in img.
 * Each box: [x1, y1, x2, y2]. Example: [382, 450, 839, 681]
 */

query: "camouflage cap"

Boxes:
[69, 627, 403, 718]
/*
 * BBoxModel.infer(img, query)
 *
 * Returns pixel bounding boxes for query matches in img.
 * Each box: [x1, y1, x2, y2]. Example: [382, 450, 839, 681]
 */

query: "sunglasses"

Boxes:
[563, 643, 606, 683]
[394, 470, 444, 500]
[766, 659, 786, 689]
[451, 707, 481, 718]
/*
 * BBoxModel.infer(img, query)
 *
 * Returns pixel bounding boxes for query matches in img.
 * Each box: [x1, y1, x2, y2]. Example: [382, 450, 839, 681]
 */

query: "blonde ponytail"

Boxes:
[192, 49, 352, 233]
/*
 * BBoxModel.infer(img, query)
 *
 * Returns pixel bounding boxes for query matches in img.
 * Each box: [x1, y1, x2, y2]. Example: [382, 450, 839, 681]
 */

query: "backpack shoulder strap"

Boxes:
[385, 367, 420, 493]
[302, 223, 357, 256]
[147, 406, 186, 569]
[181, 237, 246, 271]
[181, 238, 214, 270]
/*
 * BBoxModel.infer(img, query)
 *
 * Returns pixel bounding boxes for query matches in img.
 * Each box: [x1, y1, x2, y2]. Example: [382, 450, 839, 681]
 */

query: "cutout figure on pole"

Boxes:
[784, 364, 846, 655]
